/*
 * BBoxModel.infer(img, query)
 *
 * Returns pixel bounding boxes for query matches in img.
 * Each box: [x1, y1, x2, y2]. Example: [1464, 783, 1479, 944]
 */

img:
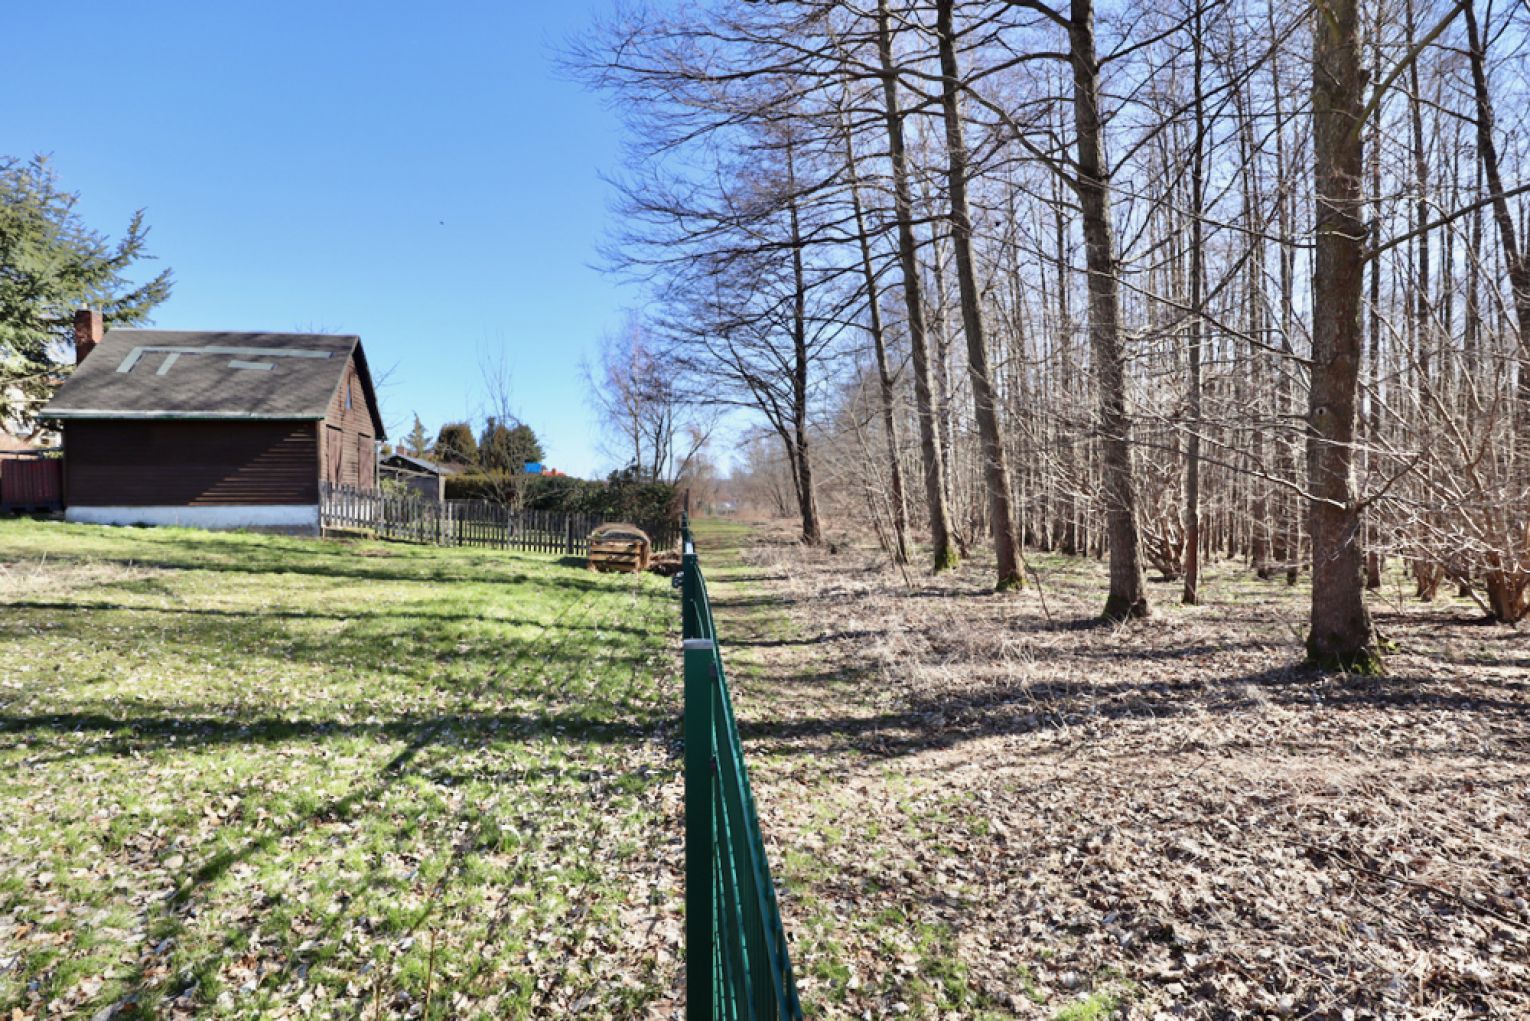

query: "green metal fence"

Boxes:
[678, 518, 803, 1021]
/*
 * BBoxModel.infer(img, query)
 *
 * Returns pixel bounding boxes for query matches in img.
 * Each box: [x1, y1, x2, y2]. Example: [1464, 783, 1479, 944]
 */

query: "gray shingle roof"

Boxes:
[42, 330, 386, 438]
[380, 453, 461, 476]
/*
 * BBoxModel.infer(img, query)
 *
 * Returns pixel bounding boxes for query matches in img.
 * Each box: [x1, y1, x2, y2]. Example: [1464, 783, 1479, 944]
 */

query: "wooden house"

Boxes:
[41, 310, 385, 533]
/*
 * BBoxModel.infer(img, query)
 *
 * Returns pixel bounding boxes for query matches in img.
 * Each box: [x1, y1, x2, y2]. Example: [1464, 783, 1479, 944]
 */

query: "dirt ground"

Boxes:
[700, 520, 1530, 1020]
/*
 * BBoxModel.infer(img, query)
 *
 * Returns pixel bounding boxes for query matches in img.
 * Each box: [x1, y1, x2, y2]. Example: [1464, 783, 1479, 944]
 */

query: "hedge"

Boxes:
[444, 470, 677, 525]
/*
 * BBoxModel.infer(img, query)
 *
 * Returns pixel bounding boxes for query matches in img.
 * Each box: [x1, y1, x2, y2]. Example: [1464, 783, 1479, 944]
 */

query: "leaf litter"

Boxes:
[705, 521, 1529, 1020]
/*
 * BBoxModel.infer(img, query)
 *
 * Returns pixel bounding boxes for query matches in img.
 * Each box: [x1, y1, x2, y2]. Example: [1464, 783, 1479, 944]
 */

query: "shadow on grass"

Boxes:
[0, 706, 668, 759]
[729, 628, 886, 649]
[0, 583, 662, 690]
[4, 598, 656, 638]
[9, 528, 619, 593]
[710, 594, 804, 611]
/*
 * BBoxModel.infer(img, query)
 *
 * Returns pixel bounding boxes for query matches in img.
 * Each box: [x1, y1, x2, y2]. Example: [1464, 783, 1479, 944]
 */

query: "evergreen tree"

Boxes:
[433, 421, 478, 465]
[507, 423, 545, 467]
[0, 156, 173, 431]
[480, 418, 545, 473]
[404, 414, 430, 457]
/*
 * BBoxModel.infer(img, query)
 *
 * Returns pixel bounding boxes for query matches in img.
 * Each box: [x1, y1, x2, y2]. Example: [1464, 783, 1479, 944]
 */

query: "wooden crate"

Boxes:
[587, 526, 651, 573]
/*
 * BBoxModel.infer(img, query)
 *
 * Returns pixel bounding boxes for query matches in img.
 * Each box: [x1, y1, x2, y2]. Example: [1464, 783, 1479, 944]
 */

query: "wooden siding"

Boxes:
[0, 459, 63, 509]
[320, 354, 377, 490]
[64, 420, 320, 506]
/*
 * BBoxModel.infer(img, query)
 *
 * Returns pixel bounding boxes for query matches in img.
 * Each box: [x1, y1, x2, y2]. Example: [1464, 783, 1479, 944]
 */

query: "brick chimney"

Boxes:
[74, 308, 103, 364]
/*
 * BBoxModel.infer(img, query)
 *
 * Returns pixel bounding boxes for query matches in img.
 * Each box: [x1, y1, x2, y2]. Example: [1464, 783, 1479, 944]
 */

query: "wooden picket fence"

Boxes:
[318, 482, 677, 554]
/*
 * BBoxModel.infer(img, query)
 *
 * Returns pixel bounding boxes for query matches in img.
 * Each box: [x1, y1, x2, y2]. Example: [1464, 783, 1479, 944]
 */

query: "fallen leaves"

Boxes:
[709, 522, 1530, 1018]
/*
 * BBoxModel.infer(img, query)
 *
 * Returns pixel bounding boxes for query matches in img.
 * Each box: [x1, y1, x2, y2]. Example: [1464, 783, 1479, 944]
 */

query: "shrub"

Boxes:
[445, 470, 677, 527]
[444, 470, 522, 502]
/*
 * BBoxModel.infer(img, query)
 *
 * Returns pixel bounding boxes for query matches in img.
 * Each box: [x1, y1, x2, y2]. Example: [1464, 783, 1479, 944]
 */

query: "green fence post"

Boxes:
[683, 633, 716, 1021]
[679, 516, 801, 1021]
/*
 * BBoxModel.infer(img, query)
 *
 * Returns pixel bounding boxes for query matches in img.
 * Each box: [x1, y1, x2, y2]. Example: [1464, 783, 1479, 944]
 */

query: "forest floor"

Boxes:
[699, 518, 1530, 1020]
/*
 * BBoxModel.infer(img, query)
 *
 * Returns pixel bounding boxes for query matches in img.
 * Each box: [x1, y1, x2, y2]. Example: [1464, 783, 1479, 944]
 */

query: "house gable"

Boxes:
[320, 350, 382, 490]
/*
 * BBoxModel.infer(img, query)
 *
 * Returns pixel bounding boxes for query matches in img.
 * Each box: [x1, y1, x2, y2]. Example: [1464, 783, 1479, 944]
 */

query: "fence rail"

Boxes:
[319, 483, 677, 554]
[679, 517, 803, 1021]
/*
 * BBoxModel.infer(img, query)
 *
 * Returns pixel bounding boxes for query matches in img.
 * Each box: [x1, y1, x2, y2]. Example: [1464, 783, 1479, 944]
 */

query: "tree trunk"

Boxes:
[840, 89, 910, 564]
[1465, 1, 1530, 430]
[1464, 0, 1530, 623]
[785, 137, 822, 546]
[1052, 182, 1080, 555]
[935, 0, 1023, 590]
[876, 0, 958, 570]
[1364, 21, 1384, 592]
[1069, 0, 1148, 619]
[1306, 0, 1378, 670]
[1183, 0, 1206, 605]
[1269, 1, 1301, 585]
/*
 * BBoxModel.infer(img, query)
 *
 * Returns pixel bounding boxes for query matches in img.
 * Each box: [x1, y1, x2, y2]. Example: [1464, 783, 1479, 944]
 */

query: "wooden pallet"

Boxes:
[588, 538, 650, 573]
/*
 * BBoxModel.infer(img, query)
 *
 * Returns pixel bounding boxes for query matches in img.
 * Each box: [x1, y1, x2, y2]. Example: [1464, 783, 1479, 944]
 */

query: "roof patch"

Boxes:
[118, 345, 335, 374]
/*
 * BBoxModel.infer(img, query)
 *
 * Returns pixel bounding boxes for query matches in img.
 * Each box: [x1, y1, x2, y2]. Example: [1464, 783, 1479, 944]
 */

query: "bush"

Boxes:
[447, 470, 677, 526]
[599, 471, 678, 525]
[521, 474, 604, 512]
[443, 470, 522, 502]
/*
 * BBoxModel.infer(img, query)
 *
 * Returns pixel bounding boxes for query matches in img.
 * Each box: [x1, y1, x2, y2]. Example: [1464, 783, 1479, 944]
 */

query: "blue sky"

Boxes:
[6, 1, 638, 477]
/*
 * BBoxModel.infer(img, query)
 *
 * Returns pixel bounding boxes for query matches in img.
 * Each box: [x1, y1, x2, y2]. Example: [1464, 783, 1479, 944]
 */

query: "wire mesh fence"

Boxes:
[678, 516, 803, 1021]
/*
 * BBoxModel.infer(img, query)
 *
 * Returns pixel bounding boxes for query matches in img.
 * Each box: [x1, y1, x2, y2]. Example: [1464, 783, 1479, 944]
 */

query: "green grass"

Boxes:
[1054, 989, 1122, 1021]
[0, 520, 680, 1019]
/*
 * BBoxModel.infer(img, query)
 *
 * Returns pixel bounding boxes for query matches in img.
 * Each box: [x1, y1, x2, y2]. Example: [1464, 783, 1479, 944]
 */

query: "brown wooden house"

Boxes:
[41, 311, 385, 533]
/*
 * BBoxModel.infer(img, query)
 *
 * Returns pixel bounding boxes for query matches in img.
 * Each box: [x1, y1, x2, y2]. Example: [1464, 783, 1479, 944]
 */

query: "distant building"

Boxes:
[522, 462, 565, 477]
[41, 310, 385, 533]
[380, 453, 457, 502]
[0, 432, 44, 458]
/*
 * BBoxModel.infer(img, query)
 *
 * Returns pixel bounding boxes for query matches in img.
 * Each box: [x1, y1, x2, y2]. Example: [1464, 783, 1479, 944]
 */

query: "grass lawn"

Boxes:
[0, 520, 685, 1019]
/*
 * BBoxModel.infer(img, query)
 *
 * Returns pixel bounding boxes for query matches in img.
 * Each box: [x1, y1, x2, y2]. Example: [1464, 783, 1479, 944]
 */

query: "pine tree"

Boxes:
[480, 418, 545, 473]
[0, 156, 173, 431]
[433, 422, 478, 465]
[506, 423, 545, 467]
[404, 414, 430, 457]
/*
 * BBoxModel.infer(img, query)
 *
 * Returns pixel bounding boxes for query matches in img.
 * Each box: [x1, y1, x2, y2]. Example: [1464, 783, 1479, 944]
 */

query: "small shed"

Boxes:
[380, 453, 455, 502]
[40, 312, 385, 533]
[587, 523, 652, 573]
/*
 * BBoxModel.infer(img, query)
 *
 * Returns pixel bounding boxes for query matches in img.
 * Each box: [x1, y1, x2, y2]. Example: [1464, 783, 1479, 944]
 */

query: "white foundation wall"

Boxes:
[66, 505, 320, 534]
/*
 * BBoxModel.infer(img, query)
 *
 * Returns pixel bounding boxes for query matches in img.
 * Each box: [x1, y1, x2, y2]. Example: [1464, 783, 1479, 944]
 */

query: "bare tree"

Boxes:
[876, 0, 961, 570]
[934, 0, 1024, 589]
[586, 316, 712, 482]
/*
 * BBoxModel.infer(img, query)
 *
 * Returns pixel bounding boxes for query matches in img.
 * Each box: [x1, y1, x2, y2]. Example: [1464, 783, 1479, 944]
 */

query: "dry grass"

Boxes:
[698, 519, 1530, 1020]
